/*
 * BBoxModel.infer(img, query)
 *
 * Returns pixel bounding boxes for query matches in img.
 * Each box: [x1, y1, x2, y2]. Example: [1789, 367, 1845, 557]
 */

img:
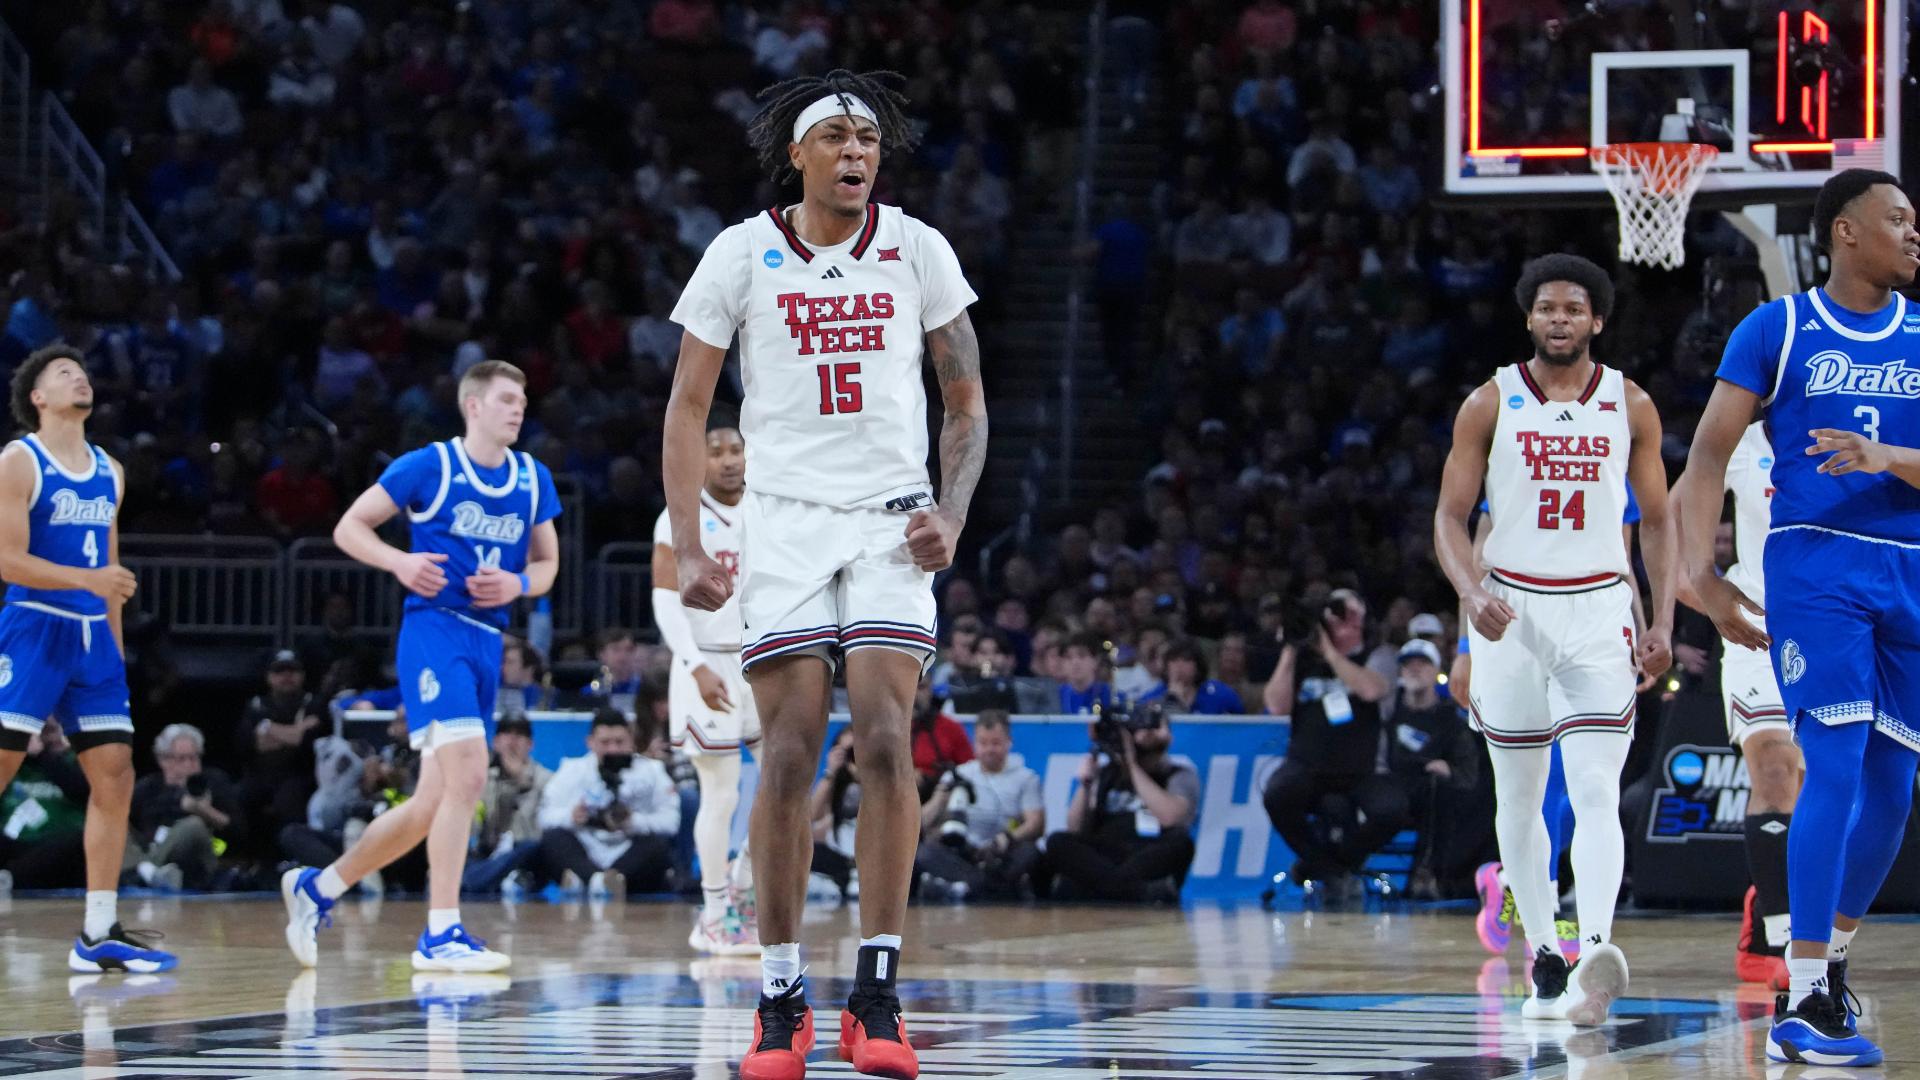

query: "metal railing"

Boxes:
[121, 535, 283, 639]
[286, 536, 405, 640]
[0, 12, 180, 279]
[1057, 1, 1109, 502]
[592, 542, 654, 637]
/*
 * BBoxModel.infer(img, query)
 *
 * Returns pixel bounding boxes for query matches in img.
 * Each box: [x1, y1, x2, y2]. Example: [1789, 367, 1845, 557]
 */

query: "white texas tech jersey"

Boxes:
[1723, 421, 1775, 607]
[1483, 362, 1633, 585]
[653, 496, 743, 650]
[671, 203, 978, 509]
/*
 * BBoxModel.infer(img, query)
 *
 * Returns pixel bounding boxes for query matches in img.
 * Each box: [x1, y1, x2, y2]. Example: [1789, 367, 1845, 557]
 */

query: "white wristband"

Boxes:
[651, 588, 706, 673]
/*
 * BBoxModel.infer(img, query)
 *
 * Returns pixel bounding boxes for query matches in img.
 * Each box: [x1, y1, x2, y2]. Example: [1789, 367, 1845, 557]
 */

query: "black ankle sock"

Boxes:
[1746, 812, 1792, 955]
[855, 943, 899, 993]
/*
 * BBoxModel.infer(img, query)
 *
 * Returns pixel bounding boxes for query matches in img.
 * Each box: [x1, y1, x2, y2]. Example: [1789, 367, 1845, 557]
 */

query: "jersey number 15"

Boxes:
[816, 363, 864, 415]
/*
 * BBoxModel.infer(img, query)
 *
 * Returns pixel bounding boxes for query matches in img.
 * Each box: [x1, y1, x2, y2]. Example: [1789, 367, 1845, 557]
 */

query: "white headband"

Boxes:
[792, 92, 879, 144]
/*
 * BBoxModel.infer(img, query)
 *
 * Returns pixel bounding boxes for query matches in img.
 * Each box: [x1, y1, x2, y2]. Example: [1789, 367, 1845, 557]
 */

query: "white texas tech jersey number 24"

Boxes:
[670, 202, 978, 510]
[1482, 363, 1632, 581]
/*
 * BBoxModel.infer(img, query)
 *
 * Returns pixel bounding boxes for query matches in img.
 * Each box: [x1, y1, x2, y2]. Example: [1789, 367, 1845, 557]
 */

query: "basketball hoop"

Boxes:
[1590, 142, 1719, 270]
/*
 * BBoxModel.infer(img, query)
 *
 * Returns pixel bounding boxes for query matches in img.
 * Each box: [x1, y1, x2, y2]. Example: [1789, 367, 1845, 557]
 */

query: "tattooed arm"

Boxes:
[904, 310, 989, 572]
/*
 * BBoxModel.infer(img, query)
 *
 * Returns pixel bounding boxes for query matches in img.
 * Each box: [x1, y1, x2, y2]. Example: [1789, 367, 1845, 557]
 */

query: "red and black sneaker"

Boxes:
[1736, 885, 1789, 991]
[838, 987, 918, 1079]
[741, 983, 814, 1080]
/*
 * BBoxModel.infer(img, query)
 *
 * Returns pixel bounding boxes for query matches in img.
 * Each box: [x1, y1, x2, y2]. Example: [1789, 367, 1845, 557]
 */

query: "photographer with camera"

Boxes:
[914, 711, 1045, 900]
[125, 724, 243, 890]
[1044, 701, 1199, 903]
[536, 708, 680, 897]
[1259, 588, 1399, 892]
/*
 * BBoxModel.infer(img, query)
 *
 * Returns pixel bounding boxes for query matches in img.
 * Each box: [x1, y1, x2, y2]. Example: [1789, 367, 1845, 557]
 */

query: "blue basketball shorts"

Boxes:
[0, 602, 131, 752]
[396, 607, 501, 753]
[1762, 526, 1920, 751]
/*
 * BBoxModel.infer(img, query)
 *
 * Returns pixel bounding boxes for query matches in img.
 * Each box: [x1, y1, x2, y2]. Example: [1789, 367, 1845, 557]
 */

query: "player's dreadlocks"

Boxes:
[748, 69, 918, 184]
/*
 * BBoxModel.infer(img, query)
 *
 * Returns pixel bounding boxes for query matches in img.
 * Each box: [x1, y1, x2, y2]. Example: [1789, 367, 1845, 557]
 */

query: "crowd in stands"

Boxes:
[0, 0, 1814, 905]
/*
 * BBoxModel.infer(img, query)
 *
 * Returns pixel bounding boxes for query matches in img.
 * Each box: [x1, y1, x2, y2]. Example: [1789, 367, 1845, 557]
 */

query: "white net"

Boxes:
[1590, 143, 1719, 270]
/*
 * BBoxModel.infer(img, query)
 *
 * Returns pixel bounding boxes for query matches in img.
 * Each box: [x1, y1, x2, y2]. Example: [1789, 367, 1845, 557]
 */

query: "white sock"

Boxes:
[1828, 927, 1856, 962]
[316, 866, 348, 900]
[861, 933, 903, 950]
[703, 885, 731, 922]
[763, 942, 802, 999]
[136, 861, 158, 885]
[1562, 730, 1630, 948]
[1489, 746, 1560, 956]
[1788, 956, 1831, 1010]
[83, 891, 116, 940]
[427, 908, 461, 936]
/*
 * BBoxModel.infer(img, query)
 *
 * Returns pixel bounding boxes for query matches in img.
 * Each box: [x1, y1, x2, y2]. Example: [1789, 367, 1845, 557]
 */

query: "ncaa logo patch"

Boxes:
[1780, 639, 1806, 685]
[419, 668, 441, 704]
[1758, 455, 1774, 470]
[0, 655, 14, 690]
[1507, 395, 1524, 410]
[763, 249, 784, 268]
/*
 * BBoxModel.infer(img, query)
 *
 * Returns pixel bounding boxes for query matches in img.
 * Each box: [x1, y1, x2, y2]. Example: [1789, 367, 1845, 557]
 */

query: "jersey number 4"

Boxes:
[82, 530, 99, 567]
[1537, 489, 1586, 530]
[816, 363, 864, 415]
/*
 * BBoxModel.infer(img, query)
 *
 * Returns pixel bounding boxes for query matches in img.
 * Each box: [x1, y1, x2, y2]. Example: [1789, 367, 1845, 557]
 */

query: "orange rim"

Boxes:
[1590, 142, 1719, 196]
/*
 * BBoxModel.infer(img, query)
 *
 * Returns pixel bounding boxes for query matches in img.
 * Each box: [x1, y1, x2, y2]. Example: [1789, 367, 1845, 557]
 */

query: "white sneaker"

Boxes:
[280, 867, 334, 968]
[411, 924, 511, 972]
[587, 870, 625, 900]
[688, 906, 761, 956]
[1557, 943, 1629, 1026]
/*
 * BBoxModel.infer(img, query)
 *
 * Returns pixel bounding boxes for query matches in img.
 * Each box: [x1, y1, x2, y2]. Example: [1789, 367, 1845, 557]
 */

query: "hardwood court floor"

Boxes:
[0, 891, 1908, 1078]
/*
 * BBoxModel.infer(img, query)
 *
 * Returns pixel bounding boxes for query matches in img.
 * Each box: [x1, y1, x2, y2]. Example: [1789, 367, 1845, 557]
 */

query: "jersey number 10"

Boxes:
[1537, 489, 1586, 531]
[816, 363, 864, 415]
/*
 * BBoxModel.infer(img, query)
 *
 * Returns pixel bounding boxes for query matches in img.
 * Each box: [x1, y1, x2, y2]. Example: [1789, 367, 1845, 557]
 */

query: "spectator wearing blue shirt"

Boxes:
[1088, 194, 1150, 388]
[1057, 633, 1115, 715]
[1219, 288, 1287, 378]
[499, 638, 547, 716]
[1141, 639, 1244, 715]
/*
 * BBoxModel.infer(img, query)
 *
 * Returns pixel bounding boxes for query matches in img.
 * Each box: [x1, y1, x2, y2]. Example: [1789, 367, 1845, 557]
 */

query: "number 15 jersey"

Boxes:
[1482, 362, 1632, 582]
[671, 203, 977, 510]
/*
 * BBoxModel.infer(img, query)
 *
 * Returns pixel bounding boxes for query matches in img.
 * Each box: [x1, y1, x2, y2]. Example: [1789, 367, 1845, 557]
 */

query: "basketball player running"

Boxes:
[665, 70, 987, 1080]
[1435, 254, 1676, 1026]
[1672, 422, 1798, 991]
[653, 420, 762, 956]
[0, 345, 172, 973]
[1681, 169, 1920, 1067]
[282, 360, 559, 974]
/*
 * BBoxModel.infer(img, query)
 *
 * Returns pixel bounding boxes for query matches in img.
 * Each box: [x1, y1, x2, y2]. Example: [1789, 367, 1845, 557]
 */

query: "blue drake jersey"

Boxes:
[377, 438, 561, 629]
[6, 434, 117, 616]
[1717, 289, 1920, 542]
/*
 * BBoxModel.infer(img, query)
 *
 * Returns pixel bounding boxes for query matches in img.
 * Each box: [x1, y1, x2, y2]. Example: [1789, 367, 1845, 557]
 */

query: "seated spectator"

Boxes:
[235, 649, 324, 859]
[1045, 702, 1197, 902]
[297, 592, 381, 692]
[915, 711, 1045, 899]
[168, 58, 243, 138]
[280, 715, 424, 896]
[581, 627, 644, 705]
[1057, 632, 1114, 715]
[810, 728, 860, 901]
[536, 710, 679, 896]
[946, 630, 1019, 713]
[1383, 640, 1487, 898]
[909, 676, 975, 786]
[1140, 639, 1244, 714]
[499, 637, 547, 717]
[0, 719, 89, 890]
[928, 614, 985, 695]
[126, 724, 244, 890]
[1113, 627, 1168, 702]
[462, 717, 551, 895]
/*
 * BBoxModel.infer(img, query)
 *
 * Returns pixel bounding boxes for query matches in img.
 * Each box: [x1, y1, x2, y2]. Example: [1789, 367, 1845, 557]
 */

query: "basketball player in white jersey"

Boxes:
[652, 420, 762, 957]
[664, 71, 987, 1080]
[1673, 422, 1799, 990]
[1435, 254, 1676, 1026]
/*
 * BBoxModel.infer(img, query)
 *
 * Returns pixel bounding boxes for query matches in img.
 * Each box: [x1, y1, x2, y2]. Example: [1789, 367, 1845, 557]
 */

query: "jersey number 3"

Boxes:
[816, 363, 864, 415]
[1537, 489, 1587, 531]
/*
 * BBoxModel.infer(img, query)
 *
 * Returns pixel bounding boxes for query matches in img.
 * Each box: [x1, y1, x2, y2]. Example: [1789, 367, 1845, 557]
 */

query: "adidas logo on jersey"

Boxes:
[1803, 318, 1821, 331]
[820, 266, 845, 279]
[1554, 410, 1574, 422]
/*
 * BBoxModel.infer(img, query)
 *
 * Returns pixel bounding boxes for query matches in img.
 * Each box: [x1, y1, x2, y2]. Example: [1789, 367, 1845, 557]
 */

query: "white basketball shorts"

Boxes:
[738, 490, 937, 674]
[669, 648, 761, 756]
[1721, 607, 1789, 747]
[1466, 569, 1639, 750]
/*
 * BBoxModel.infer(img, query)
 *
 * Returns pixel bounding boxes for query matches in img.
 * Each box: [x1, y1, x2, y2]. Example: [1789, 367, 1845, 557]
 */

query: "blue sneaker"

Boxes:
[281, 867, 335, 968]
[68, 923, 177, 973]
[1767, 990, 1881, 1066]
[412, 924, 510, 972]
